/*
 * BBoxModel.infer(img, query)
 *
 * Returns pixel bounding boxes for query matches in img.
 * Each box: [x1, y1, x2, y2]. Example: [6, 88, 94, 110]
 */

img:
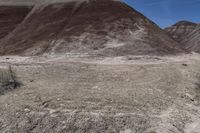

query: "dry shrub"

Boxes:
[195, 74, 200, 91]
[0, 65, 20, 95]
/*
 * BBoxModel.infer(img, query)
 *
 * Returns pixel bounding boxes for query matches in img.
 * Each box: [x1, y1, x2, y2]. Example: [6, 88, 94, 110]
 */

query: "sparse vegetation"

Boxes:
[193, 74, 200, 103]
[0, 65, 20, 95]
[182, 63, 188, 66]
[195, 74, 200, 90]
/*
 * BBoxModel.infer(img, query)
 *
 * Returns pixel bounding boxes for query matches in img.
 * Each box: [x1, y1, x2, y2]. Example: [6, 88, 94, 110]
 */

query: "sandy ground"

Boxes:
[0, 53, 200, 133]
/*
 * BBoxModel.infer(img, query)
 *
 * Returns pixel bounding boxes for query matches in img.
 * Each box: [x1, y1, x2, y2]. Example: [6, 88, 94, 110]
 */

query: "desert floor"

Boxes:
[0, 54, 200, 133]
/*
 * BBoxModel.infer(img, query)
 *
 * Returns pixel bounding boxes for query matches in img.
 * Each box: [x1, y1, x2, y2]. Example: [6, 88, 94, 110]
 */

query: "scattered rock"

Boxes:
[182, 64, 188, 66]
[181, 93, 195, 102]
[120, 129, 132, 133]
[56, 98, 61, 101]
[34, 95, 42, 102]
[24, 108, 31, 113]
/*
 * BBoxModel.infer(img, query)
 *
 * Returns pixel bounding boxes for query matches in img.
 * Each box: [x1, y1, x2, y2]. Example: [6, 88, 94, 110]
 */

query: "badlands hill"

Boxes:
[165, 21, 197, 43]
[165, 21, 200, 53]
[180, 24, 200, 53]
[0, 0, 183, 56]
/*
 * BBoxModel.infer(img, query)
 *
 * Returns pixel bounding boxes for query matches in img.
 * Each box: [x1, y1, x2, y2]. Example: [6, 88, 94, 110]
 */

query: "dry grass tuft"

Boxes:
[0, 65, 20, 95]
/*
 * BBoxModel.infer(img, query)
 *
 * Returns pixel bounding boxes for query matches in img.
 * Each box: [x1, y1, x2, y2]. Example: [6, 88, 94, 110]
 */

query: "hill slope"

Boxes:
[0, 6, 31, 39]
[181, 25, 200, 52]
[0, 0, 183, 56]
[165, 21, 200, 53]
[165, 21, 197, 42]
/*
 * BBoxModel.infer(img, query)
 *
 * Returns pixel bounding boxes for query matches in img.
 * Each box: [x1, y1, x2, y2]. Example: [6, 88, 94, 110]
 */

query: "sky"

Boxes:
[123, 0, 200, 28]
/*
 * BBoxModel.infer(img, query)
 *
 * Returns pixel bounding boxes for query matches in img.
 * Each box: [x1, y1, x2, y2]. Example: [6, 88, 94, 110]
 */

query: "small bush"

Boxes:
[195, 74, 200, 90]
[182, 64, 188, 67]
[0, 65, 20, 95]
[193, 74, 200, 102]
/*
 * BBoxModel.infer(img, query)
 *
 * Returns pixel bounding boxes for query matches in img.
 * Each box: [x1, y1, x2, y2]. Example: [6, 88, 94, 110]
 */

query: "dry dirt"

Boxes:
[0, 54, 200, 133]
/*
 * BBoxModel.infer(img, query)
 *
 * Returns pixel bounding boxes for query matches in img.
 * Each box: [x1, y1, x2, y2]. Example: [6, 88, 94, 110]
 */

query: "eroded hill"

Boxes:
[0, 0, 183, 56]
[165, 21, 200, 53]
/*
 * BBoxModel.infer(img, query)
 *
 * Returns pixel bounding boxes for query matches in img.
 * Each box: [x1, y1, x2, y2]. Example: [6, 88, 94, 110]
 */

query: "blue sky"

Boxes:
[123, 0, 200, 28]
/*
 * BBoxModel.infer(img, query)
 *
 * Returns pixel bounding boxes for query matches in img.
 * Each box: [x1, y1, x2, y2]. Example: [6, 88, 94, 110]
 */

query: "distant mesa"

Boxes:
[0, 0, 185, 56]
